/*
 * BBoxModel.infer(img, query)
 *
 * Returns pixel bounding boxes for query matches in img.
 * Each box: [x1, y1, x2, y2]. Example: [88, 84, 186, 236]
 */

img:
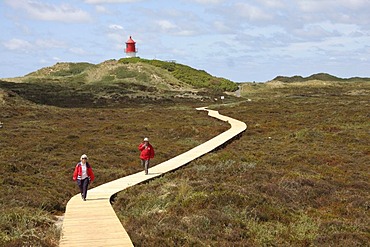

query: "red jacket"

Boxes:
[73, 162, 95, 181]
[138, 142, 155, 160]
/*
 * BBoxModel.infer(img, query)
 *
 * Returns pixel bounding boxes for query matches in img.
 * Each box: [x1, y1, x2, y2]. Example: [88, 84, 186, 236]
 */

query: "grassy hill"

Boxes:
[272, 73, 370, 83]
[1, 58, 237, 108]
[0, 69, 369, 246]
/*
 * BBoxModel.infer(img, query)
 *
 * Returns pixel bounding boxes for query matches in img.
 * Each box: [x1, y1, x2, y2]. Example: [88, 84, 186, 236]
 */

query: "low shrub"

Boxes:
[0, 207, 59, 246]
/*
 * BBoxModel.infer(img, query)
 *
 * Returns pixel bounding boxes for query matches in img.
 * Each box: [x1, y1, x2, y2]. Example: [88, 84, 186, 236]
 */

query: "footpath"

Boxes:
[59, 107, 247, 247]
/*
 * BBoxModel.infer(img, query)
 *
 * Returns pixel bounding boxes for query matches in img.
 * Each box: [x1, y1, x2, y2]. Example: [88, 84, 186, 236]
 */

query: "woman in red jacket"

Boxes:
[138, 137, 155, 175]
[73, 154, 95, 201]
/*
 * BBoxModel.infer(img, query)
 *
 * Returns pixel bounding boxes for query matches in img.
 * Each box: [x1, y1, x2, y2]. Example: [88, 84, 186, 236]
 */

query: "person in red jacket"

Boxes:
[73, 154, 95, 201]
[138, 137, 155, 175]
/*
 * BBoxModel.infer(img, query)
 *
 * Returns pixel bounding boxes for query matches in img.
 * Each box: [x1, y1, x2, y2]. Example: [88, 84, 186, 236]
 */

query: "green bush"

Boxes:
[118, 58, 238, 91]
[51, 63, 94, 77]
[114, 67, 138, 79]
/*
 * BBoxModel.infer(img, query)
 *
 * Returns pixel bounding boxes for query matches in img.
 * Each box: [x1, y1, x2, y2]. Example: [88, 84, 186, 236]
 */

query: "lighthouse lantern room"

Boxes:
[124, 36, 137, 58]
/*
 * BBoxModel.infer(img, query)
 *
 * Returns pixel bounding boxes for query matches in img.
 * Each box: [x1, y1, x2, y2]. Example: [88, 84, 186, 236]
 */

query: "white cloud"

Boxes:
[292, 24, 340, 41]
[40, 57, 61, 64]
[156, 20, 177, 30]
[176, 30, 197, 36]
[188, 0, 224, 4]
[4, 0, 92, 23]
[108, 33, 124, 43]
[106, 24, 125, 44]
[3, 38, 66, 52]
[84, 0, 142, 3]
[69, 48, 89, 55]
[233, 3, 272, 22]
[212, 21, 232, 33]
[95, 5, 109, 13]
[298, 0, 370, 12]
[296, 0, 370, 25]
[3, 38, 33, 51]
[35, 39, 66, 49]
[259, 0, 285, 8]
[154, 20, 197, 36]
[109, 24, 124, 30]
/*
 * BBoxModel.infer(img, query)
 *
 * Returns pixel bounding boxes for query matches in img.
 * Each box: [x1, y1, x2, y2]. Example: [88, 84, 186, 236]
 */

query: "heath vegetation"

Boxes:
[114, 79, 369, 246]
[0, 63, 369, 246]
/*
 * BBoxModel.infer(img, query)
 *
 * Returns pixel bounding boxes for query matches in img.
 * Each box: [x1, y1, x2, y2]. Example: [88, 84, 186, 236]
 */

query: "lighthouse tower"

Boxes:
[124, 36, 137, 58]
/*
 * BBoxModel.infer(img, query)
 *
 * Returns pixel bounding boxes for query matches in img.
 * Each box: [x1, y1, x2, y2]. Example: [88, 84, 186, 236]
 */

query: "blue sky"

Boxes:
[1, 0, 370, 82]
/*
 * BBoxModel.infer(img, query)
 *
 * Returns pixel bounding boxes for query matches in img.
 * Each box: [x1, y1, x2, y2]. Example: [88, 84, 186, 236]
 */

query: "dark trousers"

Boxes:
[77, 178, 90, 200]
[141, 159, 150, 175]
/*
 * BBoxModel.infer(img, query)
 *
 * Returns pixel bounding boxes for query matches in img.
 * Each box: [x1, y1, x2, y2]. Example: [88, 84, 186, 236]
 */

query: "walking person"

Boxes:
[138, 137, 155, 175]
[73, 154, 95, 201]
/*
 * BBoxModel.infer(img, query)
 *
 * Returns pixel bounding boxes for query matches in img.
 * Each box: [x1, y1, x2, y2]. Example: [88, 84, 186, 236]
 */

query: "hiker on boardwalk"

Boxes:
[138, 137, 155, 175]
[73, 154, 95, 201]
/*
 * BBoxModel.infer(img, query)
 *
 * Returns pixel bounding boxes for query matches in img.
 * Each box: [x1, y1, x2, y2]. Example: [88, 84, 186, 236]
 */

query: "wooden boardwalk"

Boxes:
[59, 107, 247, 247]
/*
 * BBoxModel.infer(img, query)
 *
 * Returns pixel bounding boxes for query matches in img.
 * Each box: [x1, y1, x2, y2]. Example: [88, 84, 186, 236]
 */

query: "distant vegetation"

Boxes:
[273, 73, 370, 83]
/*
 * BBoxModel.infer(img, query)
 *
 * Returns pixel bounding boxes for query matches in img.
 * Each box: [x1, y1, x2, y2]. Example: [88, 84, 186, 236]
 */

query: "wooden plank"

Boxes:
[59, 107, 247, 246]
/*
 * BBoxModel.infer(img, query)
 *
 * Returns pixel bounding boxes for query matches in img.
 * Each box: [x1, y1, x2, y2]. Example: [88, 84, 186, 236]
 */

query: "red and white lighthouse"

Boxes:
[124, 36, 137, 58]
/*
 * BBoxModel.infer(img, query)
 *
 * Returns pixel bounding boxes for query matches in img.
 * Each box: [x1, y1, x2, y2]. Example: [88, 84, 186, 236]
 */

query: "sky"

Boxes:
[1, 0, 370, 82]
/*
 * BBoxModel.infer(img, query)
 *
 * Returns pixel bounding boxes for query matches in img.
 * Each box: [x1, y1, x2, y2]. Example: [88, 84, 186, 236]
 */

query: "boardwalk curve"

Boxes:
[59, 107, 247, 247]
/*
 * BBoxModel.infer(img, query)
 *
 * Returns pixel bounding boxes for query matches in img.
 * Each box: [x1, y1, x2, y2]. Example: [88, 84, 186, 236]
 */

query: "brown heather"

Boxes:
[0, 69, 369, 246]
[114, 81, 369, 246]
